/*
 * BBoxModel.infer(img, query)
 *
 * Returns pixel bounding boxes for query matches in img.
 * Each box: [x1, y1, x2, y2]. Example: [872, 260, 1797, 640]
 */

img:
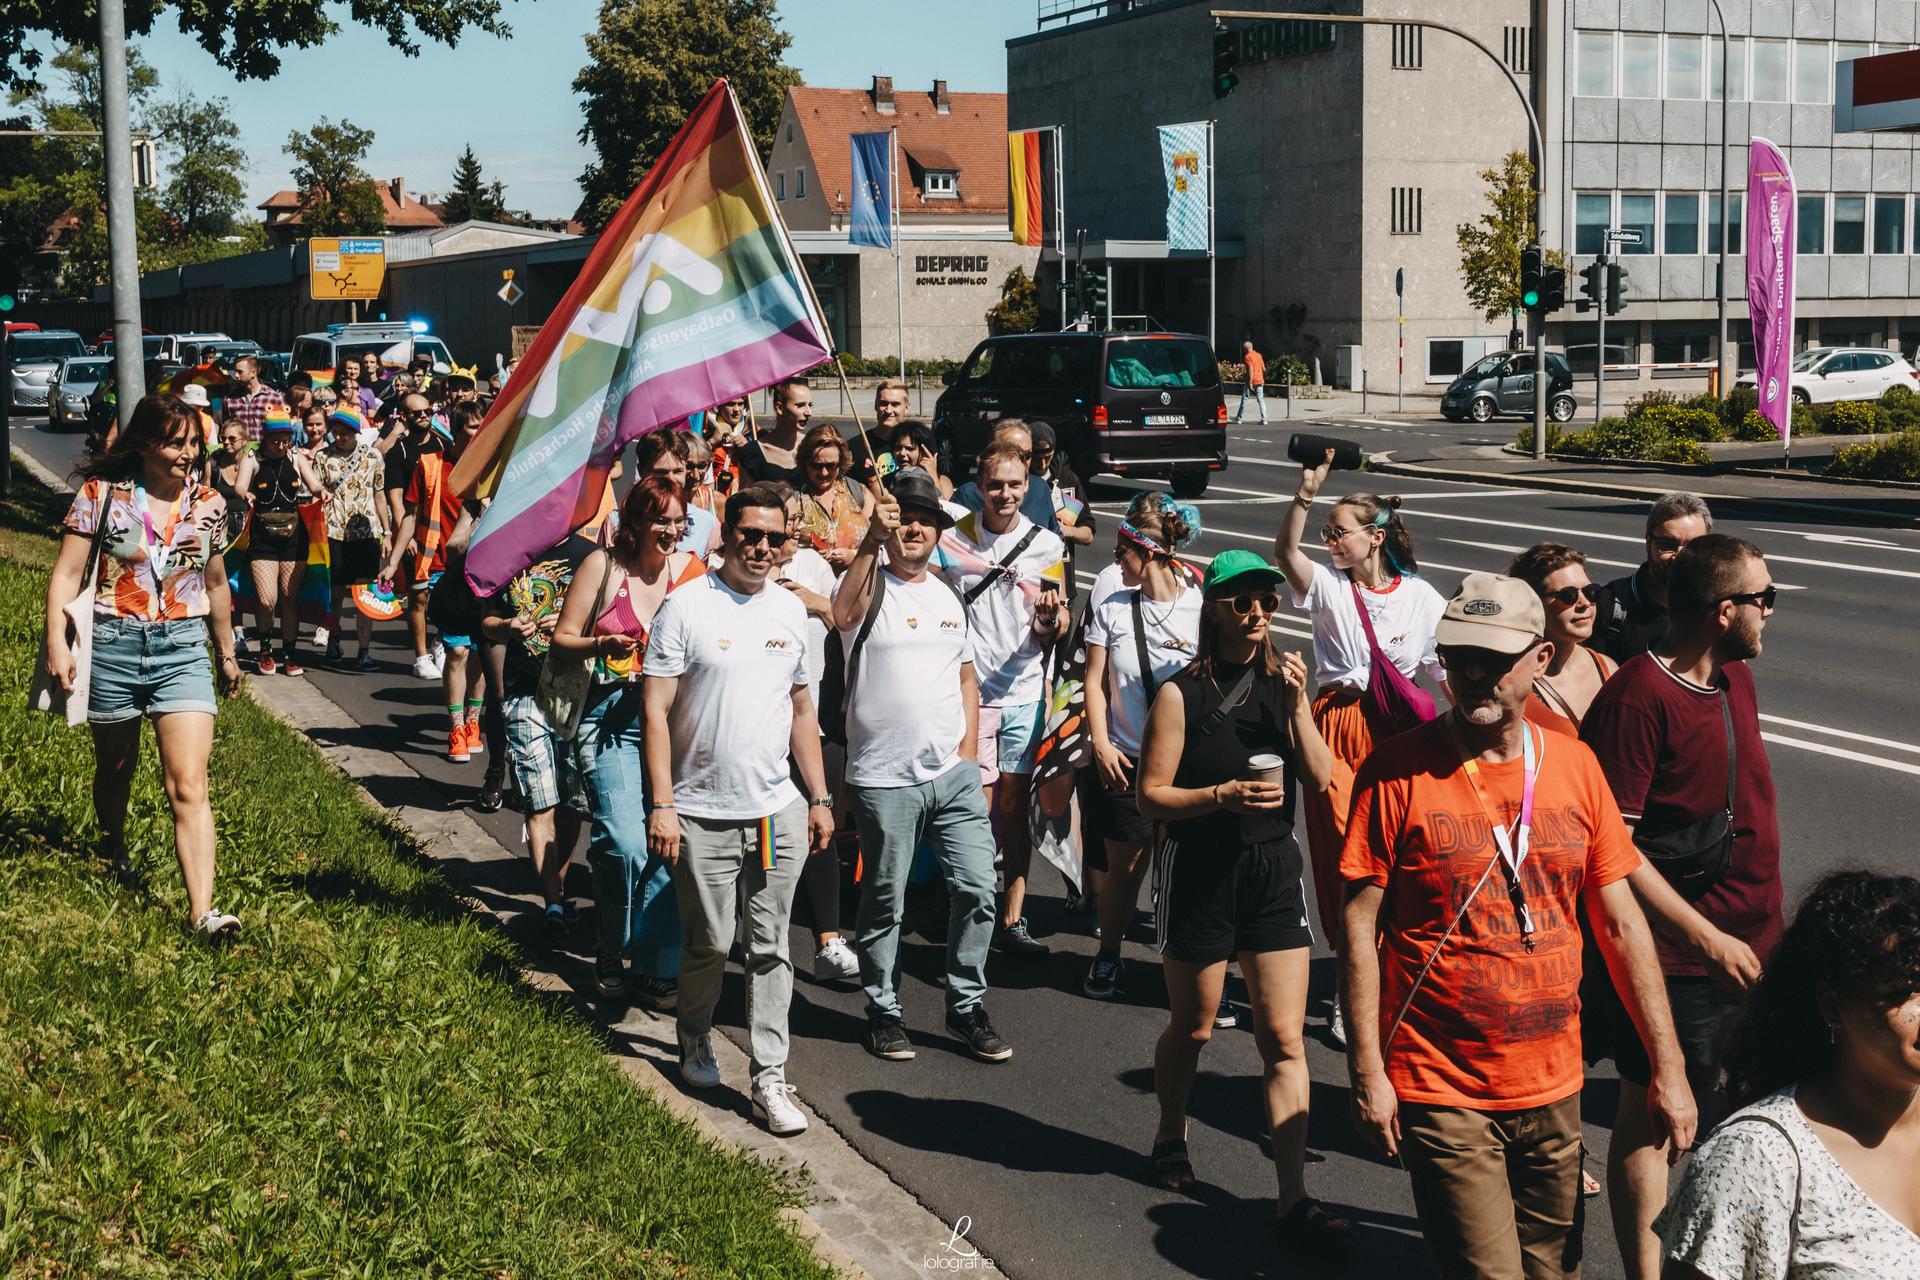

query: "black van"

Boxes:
[934, 331, 1227, 497]
[1439, 349, 1580, 423]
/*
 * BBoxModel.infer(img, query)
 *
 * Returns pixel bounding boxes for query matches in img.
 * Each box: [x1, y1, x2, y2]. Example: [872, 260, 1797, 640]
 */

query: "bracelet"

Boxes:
[808, 797, 833, 809]
[1212, 783, 1224, 808]
[1292, 494, 1314, 507]
[653, 801, 676, 811]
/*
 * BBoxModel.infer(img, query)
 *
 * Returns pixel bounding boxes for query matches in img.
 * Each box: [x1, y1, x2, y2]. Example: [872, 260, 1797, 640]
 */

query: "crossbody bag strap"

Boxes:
[81, 484, 116, 592]
[1348, 573, 1395, 675]
[1718, 683, 1736, 818]
[963, 525, 1042, 606]
[1197, 664, 1257, 738]
[842, 565, 889, 706]
[1129, 590, 1158, 705]
[1532, 675, 1581, 726]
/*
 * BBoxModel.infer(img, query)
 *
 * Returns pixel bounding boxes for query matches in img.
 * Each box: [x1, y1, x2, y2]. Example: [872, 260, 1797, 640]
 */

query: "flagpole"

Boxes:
[832, 354, 874, 463]
[1206, 119, 1216, 354]
[1054, 125, 1066, 332]
[893, 126, 905, 382]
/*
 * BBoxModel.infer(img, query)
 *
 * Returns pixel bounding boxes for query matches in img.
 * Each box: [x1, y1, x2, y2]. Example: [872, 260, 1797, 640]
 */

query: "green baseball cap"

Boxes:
[1202, 548, 1287, 597]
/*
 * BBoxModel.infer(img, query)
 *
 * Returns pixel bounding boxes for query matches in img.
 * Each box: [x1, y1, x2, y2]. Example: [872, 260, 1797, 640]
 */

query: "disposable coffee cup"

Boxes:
[1287, 432, 1364, 472]
[1246, 753, 1288, 784]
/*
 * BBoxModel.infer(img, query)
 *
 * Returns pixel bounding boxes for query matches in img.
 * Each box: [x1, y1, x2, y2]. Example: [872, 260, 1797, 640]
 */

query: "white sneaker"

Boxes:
[1328, 990, 1348, 1049]
[677, 1028, 720, 1090]
[813, 936, 860, 982]
[751, 1074, 809, 1136]
[429, 637, 445, 668]
[411, 654, 440, 680]
[193, 909, 241, 941]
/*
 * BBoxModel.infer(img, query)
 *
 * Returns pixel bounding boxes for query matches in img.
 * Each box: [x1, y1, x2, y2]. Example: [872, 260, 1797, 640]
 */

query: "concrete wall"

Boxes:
[844, 240, 1038, 360]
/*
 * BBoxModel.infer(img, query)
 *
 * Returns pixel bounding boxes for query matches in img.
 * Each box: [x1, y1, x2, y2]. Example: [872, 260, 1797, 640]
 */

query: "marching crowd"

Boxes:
[38, 362, 1920, 1279]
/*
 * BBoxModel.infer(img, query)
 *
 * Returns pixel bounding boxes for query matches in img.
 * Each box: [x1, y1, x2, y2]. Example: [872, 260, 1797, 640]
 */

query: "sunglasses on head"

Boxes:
[1221, 591, 1280, 616]
[1720, 585, 1778, 611]
[1542, 584, 1602, 606]
[734, 527, 792, 548]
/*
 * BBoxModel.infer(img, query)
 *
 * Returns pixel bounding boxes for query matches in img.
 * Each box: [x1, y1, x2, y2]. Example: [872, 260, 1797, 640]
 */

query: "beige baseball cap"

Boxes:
[1434, 572, 1546, 654]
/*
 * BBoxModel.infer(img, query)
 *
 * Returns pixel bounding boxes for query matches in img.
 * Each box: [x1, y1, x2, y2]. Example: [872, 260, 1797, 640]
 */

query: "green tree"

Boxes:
[2, 2, 509, 92]
[149, 86, 245, 239]
[285, 117, 386, 236]
[1455, 151, 1562, 323]
[442, 143, 508, 223]
[573, 0, 800, 230]
[985, 267, 1038, 335]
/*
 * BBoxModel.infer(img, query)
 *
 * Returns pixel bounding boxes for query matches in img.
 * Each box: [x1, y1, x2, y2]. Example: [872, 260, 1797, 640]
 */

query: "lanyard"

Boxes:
[1446, 714, 1543, 950]
[130, 481, 181, 600]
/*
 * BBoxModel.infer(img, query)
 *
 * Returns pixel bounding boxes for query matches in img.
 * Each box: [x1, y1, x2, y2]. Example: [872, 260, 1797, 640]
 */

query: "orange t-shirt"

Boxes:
[1340, 716, 1640, 1110]
[1245, 350, 1266, 386]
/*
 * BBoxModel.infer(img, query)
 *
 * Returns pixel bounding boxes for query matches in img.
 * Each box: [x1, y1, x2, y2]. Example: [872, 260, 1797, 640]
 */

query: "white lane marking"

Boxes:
[1762, 732, 1920, 778]
[1435, 537, 1807, 590]
[1752, 527, 1920, 555]
[1758, 713, 1920, 756]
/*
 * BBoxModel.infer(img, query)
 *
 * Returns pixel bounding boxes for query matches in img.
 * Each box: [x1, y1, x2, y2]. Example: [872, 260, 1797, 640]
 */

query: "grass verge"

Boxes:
[0, 468, 831, 1277]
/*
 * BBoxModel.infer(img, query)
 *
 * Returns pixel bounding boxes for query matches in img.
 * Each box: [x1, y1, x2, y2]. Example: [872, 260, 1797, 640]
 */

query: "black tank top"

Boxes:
[1166, 659, 1300, 850]
[250, 455, 303, 513]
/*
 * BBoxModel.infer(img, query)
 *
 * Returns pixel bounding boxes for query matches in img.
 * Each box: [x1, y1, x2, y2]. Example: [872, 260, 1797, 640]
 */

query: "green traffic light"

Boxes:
[1522, 290, 1541, 308]
[0, 294, 14, 313]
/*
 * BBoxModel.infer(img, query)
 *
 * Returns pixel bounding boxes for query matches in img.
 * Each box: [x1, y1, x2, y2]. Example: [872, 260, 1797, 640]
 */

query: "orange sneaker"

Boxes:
[448, 723, 471, 763]
[465, 717, 484, 755]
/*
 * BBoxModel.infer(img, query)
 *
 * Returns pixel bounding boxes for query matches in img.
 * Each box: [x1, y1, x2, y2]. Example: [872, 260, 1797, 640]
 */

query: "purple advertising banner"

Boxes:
[1746, 138, 1797, 442]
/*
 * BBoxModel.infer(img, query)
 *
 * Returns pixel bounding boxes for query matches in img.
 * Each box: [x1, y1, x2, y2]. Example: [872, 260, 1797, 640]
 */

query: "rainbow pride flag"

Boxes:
[307, 368, 336, 390]
[453, 79, 833, 594]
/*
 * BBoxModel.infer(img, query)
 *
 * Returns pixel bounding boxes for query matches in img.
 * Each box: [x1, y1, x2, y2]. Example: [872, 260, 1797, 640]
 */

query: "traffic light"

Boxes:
[1606, 262, 1630, 315]
[1213, 27, 1240, 99]
[1540, 264, 1566, 314]
[1519, 244, 1544, 313]
[1085, 267, 1108, 320]
[1578, 261, 1604, 311]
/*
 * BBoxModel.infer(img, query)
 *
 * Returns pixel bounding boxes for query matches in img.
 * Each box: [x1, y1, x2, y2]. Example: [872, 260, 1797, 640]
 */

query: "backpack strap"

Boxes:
[841, 564, 888, 708]
[963, 524, 1042, 606]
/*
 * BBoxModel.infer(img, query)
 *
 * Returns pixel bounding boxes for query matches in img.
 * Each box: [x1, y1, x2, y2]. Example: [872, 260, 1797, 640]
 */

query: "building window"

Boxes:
[1794, 40, 1830, 104]
[1751, 40, 1790, 101]
[1391, 186, 1423, 235]
[1667, 35, 1704, 100]
[1653, 322, 1716, 375]
[1503, 25, 1530, 74]
[785, 122, 793, 144]
[1392, 24, 1423, 70]
[1836, 43, 1871, 80]
[1427, 336, 1504, 383]
[1707, 193, 1745, 255]
[1873, 195, 1907, 254]
[795, 166, 807, 199]
[1576, 31, 1616, 96]
[1711, 37, 1747, 101]
[925, 170, 958, 199]
[1833, 195, 1866, 254]
[1797, 194, 1826, 254]
[1619, 193, 1656, 253]
[1621, 33, 1660, 97]
[1665, 193, 1700, 255]
[1575, 192, 1613, 255]
[1563, 322, 1641, 379]
[776, 171, 786, 201]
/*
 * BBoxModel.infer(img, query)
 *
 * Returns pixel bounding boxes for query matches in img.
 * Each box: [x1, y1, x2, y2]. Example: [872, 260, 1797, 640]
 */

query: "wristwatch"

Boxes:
[808, 797, 834, 809]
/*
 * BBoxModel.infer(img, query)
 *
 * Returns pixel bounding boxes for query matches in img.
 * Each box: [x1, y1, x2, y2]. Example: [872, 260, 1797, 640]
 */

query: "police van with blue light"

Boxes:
[289, 321, 455, 380]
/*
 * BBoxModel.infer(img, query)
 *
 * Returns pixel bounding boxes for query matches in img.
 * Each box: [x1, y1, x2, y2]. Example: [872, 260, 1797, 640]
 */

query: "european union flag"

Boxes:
[850, 131, 893, 249]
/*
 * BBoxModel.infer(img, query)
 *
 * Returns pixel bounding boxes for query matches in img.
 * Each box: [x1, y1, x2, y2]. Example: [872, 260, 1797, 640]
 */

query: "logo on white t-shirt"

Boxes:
[907, 616, 920, 629]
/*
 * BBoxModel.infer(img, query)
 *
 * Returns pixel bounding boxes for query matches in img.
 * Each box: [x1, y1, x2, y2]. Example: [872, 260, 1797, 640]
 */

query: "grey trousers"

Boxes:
[673, 796, 809, 1086]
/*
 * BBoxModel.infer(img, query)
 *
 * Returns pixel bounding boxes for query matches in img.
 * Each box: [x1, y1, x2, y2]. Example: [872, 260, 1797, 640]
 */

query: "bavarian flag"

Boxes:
[1007, 127, 1060, 249]
[452, 79, 833, 594]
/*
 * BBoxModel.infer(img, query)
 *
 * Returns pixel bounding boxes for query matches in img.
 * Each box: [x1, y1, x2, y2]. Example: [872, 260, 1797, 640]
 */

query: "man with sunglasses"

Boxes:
[1342, 572, 1694, 1280]
[1581, 535, 1783, 1280]
[381, 393, 446, 677]
[642, 484, 833, 1137]
[1594, 492, 1713, 661]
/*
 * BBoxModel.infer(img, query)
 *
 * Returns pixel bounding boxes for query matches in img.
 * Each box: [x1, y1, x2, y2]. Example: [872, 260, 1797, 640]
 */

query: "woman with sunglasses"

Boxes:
[1081, 501, 1202, 1000]
[552, 474, 709, 1006]
[1275, 452, 1445, 1046]
[794, 423, 874, 572]
[1507, 542, 1618, 735]
[1136, 550, 1342, 1247]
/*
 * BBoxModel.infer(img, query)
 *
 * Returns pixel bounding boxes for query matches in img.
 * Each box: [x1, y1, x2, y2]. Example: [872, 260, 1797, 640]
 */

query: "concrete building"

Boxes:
[767, 76, 1039, 360]
[1007, 0, 1920, 396]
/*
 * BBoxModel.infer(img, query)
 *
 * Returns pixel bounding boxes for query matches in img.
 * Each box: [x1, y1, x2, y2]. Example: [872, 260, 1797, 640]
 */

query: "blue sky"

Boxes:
[78, 0, 1034, 221]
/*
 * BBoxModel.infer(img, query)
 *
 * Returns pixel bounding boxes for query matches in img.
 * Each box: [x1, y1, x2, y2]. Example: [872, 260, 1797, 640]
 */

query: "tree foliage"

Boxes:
[2, 1, 509, 93]
[985, 267, 1038, 335]
[285, 117, 387, 236]
[573, 0, 800, 230]
[1455, 151, 1563, 323]
[442, 144, 509, 223]
[149, 87, 245, 239]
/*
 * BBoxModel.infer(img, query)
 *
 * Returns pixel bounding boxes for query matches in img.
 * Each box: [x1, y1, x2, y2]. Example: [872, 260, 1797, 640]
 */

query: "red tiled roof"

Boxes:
[788, 85, 1008, 216]
[256, 180, 445, 230]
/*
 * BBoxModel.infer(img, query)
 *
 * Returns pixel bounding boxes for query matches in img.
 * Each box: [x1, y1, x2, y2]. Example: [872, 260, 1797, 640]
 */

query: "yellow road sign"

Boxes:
[308, 237, 387, 301]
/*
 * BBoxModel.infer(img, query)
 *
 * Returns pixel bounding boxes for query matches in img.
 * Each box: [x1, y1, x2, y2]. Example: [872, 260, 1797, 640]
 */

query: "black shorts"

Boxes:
[1088, 780, 1155, 845]
[328, 537, 382, 586]
[1608, 975, 1738, 1126]
[1158, 835, 1313, 965]
[248, 521, 306, 562]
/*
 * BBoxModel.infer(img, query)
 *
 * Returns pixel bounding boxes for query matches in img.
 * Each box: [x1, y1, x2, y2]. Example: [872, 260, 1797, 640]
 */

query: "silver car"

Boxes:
[7, 330, 89, 410]
[49, 356, 112, 431]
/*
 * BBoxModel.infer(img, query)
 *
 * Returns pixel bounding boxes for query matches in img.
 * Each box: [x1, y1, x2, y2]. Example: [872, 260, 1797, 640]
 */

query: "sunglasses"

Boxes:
[1320, 525, 1365, 544]
[1649, 535, 1693, 554]
[734, 527, 792, 549]
[1542, 584, 1602, 606]
[1221, 592, 1280, 616]
[1720, 586, 1778, 611]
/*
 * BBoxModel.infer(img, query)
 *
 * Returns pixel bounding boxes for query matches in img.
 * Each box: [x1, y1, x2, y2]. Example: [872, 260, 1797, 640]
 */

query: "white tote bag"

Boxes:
[29, 487, 112, 727]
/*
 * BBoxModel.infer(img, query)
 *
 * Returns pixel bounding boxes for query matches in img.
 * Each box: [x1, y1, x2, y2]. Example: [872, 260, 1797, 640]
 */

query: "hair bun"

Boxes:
[1386, 495, 1404, 511]
[1168, 500, 1203, 547]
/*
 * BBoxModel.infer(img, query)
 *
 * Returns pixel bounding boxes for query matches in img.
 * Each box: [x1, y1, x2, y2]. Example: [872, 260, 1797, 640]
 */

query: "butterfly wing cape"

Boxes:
[453, 79, 833, 594]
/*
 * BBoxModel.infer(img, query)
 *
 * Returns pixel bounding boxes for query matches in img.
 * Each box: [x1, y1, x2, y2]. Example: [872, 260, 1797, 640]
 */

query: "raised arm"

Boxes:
[1275, 452, 1333, 598]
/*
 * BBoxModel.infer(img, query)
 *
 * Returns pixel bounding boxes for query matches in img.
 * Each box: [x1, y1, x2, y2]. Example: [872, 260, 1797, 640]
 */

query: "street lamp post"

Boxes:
[1211, 11, 1552, 454]
[98, 0, 146, 431]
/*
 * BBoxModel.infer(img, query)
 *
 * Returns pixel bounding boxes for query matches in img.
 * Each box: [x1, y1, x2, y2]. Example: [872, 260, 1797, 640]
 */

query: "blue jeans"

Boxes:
[577, 683, 680, 978]
[850, 760, 998, 1019]
[1234, 383, 1267, 422]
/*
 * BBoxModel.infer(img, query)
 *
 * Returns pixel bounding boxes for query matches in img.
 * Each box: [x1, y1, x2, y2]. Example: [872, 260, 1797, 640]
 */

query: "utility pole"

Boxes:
[1594, 246, 1608, 428]
[99, 0, 145, 431]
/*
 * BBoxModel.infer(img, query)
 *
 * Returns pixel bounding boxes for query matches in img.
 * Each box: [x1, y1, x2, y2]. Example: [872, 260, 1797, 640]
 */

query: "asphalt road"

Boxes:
[15, 411, 1919, 1279]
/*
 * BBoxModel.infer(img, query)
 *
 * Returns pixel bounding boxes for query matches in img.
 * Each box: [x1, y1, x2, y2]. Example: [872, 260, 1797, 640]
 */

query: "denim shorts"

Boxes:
[89, 616, 217, 723]
[975, 700, 1045, 784]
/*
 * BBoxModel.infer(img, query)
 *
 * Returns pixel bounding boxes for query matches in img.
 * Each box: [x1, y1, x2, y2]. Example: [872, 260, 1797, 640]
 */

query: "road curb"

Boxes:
[1368, 456, 1920, 528]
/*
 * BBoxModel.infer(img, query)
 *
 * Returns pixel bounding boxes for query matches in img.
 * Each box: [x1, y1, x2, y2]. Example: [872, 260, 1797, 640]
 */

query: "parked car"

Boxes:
[7, 329, 89, 410]
[1734, 346, 1920, 405]
[933, 331, 1227, 497]
[289, 321, 454, 380]
[1439, 350, 1578, 423]
[178, 338, 263, 369]
[153, 332, 231, 364]
[99, 334, 168, 362]
[47, 355, 112, 431]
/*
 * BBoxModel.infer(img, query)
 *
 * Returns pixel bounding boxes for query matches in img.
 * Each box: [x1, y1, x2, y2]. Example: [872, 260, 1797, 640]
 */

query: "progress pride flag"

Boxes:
[1746, 138, 1796, 442]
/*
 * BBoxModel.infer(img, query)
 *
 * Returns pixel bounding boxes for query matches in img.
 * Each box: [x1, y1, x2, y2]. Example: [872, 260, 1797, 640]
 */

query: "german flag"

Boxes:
[1008, 127, 1059, 248]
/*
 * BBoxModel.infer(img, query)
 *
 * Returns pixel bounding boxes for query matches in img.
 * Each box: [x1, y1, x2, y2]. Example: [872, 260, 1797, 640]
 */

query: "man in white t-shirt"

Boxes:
[940, 441, 1068, 957]
[642, 484, 833, 1137]
[834, 469, 1011, 1065]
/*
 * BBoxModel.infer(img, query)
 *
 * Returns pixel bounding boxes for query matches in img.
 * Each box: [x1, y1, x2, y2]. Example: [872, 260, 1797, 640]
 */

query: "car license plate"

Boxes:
[1145, 413, 1185, 425]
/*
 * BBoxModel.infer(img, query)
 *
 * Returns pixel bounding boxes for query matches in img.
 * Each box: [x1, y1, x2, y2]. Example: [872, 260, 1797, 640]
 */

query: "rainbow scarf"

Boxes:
[451, 78, 833, 595]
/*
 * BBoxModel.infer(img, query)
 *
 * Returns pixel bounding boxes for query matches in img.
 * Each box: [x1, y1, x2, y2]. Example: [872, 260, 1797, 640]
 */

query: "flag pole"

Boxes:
[893, 126, 905, 383]
[1207, 118, 1217, 354]
[832, 354, 874, 462]
[1054, 125, 1066, 332]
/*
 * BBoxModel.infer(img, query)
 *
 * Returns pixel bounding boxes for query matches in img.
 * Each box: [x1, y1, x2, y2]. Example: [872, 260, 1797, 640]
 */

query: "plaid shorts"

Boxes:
[503, 694, 589, 815]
